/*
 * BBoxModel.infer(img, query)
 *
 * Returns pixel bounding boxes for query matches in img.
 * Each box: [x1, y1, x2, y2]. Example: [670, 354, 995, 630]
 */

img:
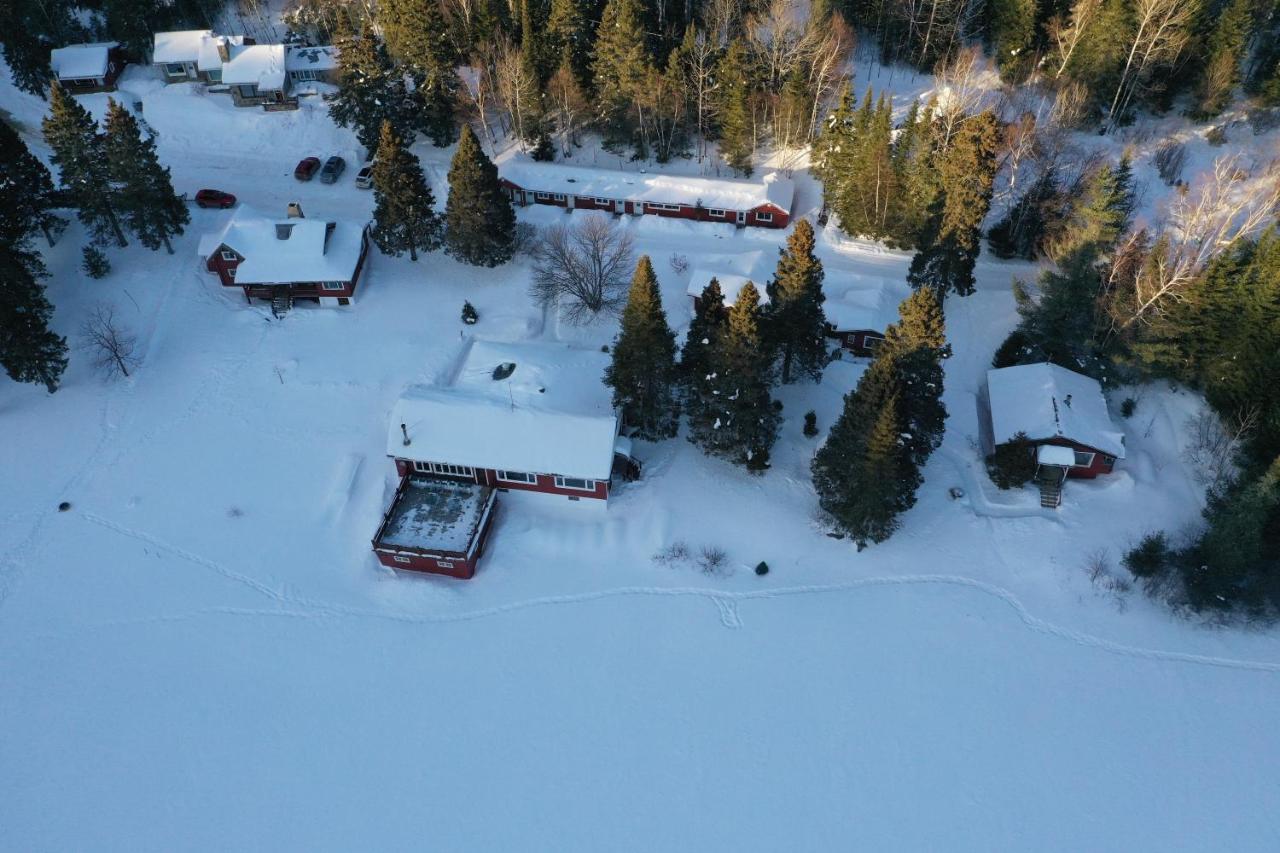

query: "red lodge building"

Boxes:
[499, 163, 795, 229]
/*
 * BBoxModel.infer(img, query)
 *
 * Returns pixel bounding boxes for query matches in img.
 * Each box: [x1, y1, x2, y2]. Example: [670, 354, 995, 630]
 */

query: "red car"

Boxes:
[195, 189, 236, 209]
[294, 156, 321, 181]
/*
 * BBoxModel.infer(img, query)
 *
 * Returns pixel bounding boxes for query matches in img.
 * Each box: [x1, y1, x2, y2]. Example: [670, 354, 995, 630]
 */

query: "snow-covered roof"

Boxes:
[685, 271, 770, 307]
[823, 276, 902, 332]
[987, 363, 1125, 458]
[153, 30, 212, 64]
[685, 250, 773, 307]
[285, 45, 338, 72]
[198, 35, 248, 72]
[222, 44, 286, 91]
[501, 162, 795, 213]
[198, 206, 366, 285]
[50, 43, 117, 80]
[389, 339, 619, 480]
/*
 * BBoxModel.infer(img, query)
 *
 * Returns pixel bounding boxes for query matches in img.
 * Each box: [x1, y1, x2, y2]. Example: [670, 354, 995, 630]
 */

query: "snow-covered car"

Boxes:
[319, 156, 346, 185]
[194, 189, 236, 209]
[294, 156, 321, 181]
[355, 163, 375, 189]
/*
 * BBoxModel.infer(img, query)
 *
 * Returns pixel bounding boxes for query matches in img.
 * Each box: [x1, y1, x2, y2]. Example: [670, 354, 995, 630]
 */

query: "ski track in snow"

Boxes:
[30, 510, 1280, 675]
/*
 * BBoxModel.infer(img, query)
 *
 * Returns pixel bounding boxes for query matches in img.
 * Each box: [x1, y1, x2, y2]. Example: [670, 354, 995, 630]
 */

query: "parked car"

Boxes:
[194, 189, 236, 209]
[319, 156, 346, 184]
[294, 156, 321, 181]
[355, 162, 375, 189]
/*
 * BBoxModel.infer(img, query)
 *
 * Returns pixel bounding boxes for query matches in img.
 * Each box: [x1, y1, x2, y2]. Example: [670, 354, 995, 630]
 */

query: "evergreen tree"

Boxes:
[687, 282, 779, 470]
[0, 244, 68, 393]
[765, 219, 828, 383]
[681, 278, 728, 398]
[328, 22, 410, 154]
[987, 0, 1040, 82]
[0, 120, 61, 248]
[104, 0, 160, 58]
[714, 38, 757, 176]
[1184, 458, 1280, 611]
[888, 98, 941, 248]
[82, 245, 111, 279]
[444, 125, 516, 267]
[987, 169, 1062, 260]
[812, 371, 919, 549]
[831, 89, 897, 241]
[103, 100, 189, 254]
[878, 286, 949, 466]
[1194, 0, 1254, 117]
[380, 0, 460, 147]
[907, 111, 1001, 298]
[370, 120, 443, 261]
[604, 255, 680, 439]
[42, 83, 127, 248]
[592, 0, 653, 147]
[548, 0, 593, 86]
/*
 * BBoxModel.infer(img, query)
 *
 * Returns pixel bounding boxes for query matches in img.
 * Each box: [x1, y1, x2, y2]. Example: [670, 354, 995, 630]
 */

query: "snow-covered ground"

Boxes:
[4, 64, 1280, 850]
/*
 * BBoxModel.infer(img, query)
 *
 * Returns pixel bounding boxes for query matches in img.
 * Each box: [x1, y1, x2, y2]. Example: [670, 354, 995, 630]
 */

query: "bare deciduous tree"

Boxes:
[530, 214, 636, 323]
[1183, 407, 1258, 497]
[1106, 0, 1197, 131]
[80, 303, 139, 380]
[1046, 0, 1103, 79]
[934, 46, 991, 153]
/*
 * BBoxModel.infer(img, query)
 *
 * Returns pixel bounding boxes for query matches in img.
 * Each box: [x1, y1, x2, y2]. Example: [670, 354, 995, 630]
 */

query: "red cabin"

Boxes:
[982, 363, 1126, 507]
[198, 204, 369, 310]
[823, 278, 904, 357]
[50, 43, 126, 94]
[499, 163, 794, 229]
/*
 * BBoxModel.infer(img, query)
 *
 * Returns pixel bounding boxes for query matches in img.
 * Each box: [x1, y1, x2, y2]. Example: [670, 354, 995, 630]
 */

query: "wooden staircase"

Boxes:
[1037, 466, 1066, 509]
[270, 292, 292, 318]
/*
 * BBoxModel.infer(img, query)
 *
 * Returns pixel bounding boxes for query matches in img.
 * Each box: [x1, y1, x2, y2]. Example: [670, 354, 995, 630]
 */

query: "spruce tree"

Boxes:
[687, 282, 780, 470]
[329, 22, 410, 155]
[103, 100, 189, 254]
[681, 278, 728, 398]
[715, 39, 757, 176]
[370, 120, 443, 261]
[878, 286, 949, 466]
[604, 256, 680, 439]
[592, 0, 652, 147]
[766, 219, 828, 383]
[987, 169, 1061, 260]
[104, 0, 160, 58]
[0, 244, 68, 393]
[0, 120, 61, 248]
[907, 111, 1001, 298]
[1195, 0, 1253, 117]
[381, 0, 460, 147]
[812, 373, 919, 549]
[987, 0, 1039, 82]
[42, 83, 127, 248]
[444, 125, 516, 267]
[548, 0, 592, 86]
[888, 98, 941, 248]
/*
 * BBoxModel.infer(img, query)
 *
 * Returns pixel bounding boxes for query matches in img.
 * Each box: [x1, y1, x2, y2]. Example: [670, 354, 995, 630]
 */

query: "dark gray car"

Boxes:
[319, 156, 346, 184]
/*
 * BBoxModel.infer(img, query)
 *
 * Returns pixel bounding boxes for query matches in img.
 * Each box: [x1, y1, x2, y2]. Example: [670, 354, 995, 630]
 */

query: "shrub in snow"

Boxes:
[755, 561, 769, 576]
[652, 541, 690, 565]
[803, 410, 818, 437]
[697, 546, 728, 575]
[1124, 532, 1171, 578]
[1206, 125, 1228, 146]
[985, 432, 1036, 490]
[669, 253, 689, 274]
[80, 303, 139, 380]
[82, 245, 110, 279]
[1121, 397, 1137, 418]
[461, 301, 478, 325]
[513, 222, 539, 256]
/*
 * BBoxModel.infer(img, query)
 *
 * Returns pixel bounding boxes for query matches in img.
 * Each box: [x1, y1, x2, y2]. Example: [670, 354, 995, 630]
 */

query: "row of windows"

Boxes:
[410, 461, 596, 492]
[534, 191, 567, 202]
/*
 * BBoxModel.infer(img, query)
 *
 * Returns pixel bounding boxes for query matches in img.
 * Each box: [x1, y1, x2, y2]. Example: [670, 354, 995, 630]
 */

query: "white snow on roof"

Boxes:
[199, 206, 365, 285]
[222, 44, 286, 91]
[501, 162, 795, 213]
[389, 339, 619, 480]
[153, 30, 212, 64]
[285, 45, 338, 72]
[987, 363, 1125, 458]
[50, 43, 116, 80]
[685, 250, 773, 307]
[198, 35, 248, 72]
[823, 276, 903, 332]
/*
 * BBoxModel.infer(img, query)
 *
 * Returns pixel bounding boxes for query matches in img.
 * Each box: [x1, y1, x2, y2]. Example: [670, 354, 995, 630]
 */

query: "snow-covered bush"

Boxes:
[82, 245, 110, 279]
[697, 546, 728, 576]
[803, 410, 818, 437]
[669, 253, 689, 274]
[461, 301, 479, 325]
[1124, 533, 1171, 578]
[985, 433, 1036, 490]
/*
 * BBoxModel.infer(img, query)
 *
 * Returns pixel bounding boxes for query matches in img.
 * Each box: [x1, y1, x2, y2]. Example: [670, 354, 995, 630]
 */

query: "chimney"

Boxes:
[216, 37, 230, 64]
[401, 424, 410, 446]
[274, 223, 294, 240]
[287, 202, 304, 219]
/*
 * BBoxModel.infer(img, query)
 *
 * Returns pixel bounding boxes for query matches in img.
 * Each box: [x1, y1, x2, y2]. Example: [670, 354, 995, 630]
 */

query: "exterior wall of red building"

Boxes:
[372, 489, 497, 579]
[205, 228, 369, 300]
[501, 181, 789, 230]
[393, 458, 610, 501]
[1036, 437, 1118, 479]
[829, 329, 885, 355]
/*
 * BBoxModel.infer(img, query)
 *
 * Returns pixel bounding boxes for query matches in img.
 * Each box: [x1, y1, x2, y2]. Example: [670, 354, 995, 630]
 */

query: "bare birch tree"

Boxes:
[80, 304, 139, 380]
[531, 215, 637, 323]
[1106, 0, 1197, 130]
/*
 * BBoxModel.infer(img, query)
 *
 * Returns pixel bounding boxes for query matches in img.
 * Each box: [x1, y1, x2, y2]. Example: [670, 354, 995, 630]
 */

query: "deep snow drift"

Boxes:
[3, 62, 1280, 851]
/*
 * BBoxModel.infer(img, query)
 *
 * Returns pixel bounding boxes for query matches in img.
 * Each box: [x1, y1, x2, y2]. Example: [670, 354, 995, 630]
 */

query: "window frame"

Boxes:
[755, 211, 774, 223]
[412, 461, 476, 479]
[165, 62, 187, 75]
[393, 556, 411, 564]
[553, 475, 595, 492]
[320, 281, 346, 292]
[497, 470, 537, 485]
[707, 208, 726, 217]
[1072, 450, 1096, 468]
[220, 249, 238, 262]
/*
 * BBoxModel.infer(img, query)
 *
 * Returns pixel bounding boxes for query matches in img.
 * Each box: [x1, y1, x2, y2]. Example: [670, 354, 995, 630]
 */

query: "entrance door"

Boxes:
[736, 210, 746, 225]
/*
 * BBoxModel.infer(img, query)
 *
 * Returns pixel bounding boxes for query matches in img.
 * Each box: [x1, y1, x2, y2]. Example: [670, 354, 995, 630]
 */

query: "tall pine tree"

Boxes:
[328, 22, 410, 154]
[444, 125, 516, 267]
[42, 83, 127, 248]
[765, 219, 828, 383]
[907, 110, 1001, 298]
[0, 120, 62, 248]
[604, 256, 680, 439]
[686, 282, 779, 470]
[0, 245, 68, 393]
[592, 0, 653, 150]
[1194, 0, 1254, 117]
[681, 278, 728, 399]
[370, 120, 443, 261]
[715, 38, 757, 176]
[104, 100, 189, 254]
[877, 286, 949, 467]
[380, 0, 460, 147]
